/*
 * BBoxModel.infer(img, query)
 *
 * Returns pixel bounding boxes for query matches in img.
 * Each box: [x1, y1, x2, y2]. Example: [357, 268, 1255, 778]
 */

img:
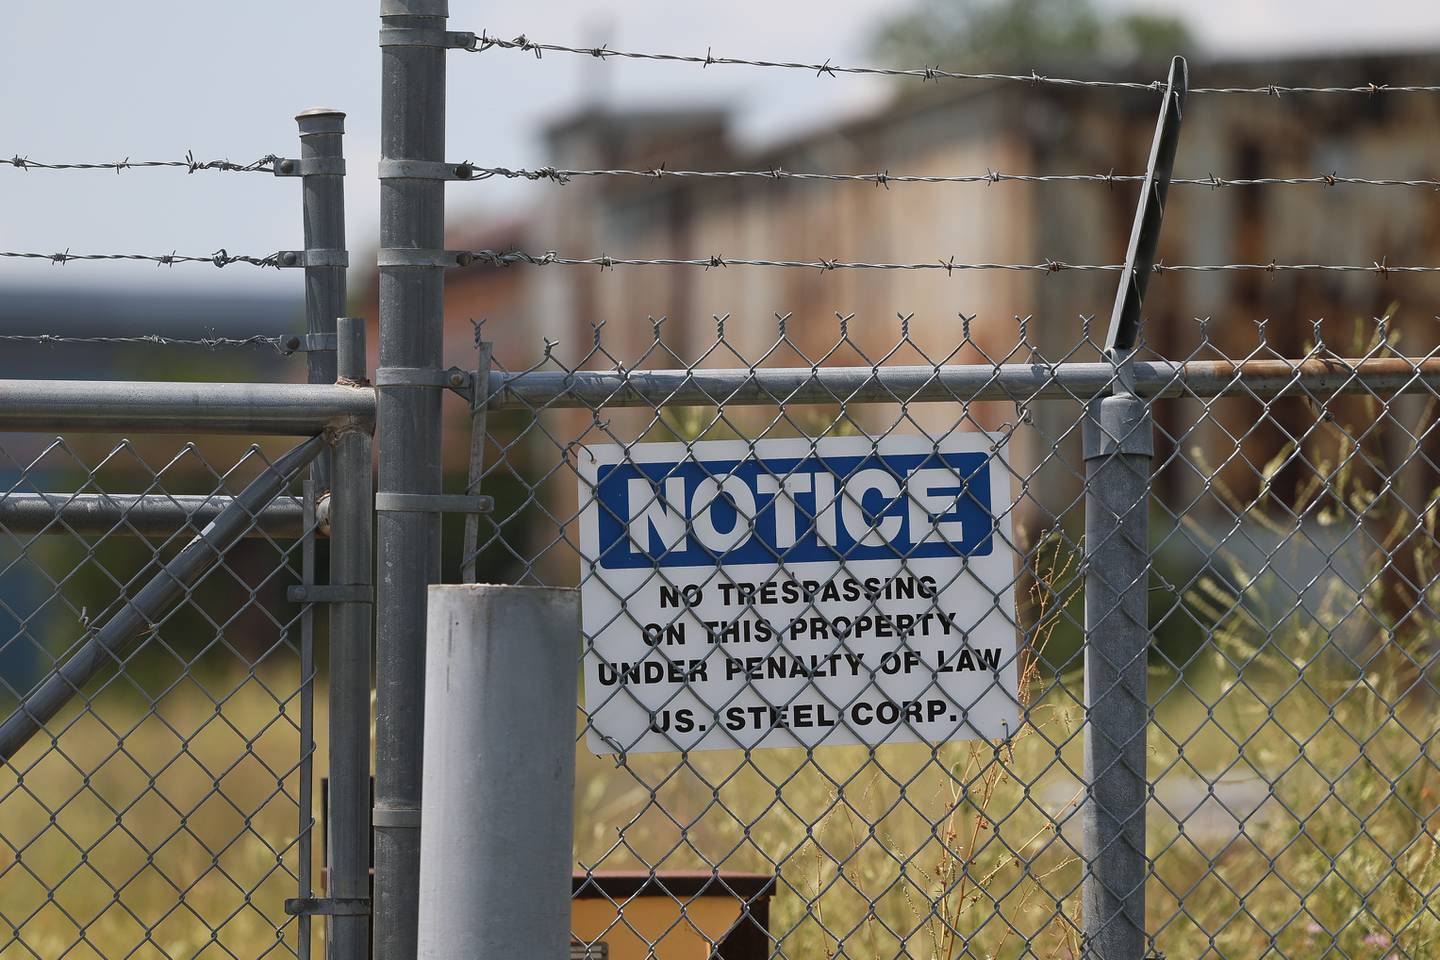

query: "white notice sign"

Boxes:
[578, 434, 1019, 754]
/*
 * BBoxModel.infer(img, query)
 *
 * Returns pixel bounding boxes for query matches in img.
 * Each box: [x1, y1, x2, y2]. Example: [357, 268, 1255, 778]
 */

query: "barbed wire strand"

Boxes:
[0, 250, 285, 268]
[465, 32, 1440, 96]
[472, 165, 1440, 190]
[467, 250, 1440, 275]
[5, 153, 281, 174]
[0, 334, 297, 353]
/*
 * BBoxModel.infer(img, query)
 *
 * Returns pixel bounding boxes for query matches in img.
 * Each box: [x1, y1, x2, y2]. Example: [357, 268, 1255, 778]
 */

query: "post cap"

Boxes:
[295, 109, 346, 135]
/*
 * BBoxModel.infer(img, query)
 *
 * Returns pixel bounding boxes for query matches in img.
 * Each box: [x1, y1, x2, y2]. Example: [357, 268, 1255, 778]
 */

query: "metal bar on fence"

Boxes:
[0, 380, 373, 434]
[416, 585, 580, 960]
[1105, 55, 1188, 358]
[482, 355, 1440, 409]
[0, 493, 307, 537]
[376, 1, 451, 957]
[0, 434, 325, 763]
[328, 318, 374, 960]
[298, 480, 318, 960]
[460, 340, 492, 584]
[296, 108, 348, 493]
[1080, 53, 1184, 960]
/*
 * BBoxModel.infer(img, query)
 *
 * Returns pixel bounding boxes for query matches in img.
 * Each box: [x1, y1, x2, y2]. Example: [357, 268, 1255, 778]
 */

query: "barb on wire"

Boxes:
[0, 334, 298, 354]
[471, 165, 1440, 191]
[0, 249, 286, 268]
[467, 249, 1440, 275]
[464, 31, 1440, 96]
[5, 152, 281, 174]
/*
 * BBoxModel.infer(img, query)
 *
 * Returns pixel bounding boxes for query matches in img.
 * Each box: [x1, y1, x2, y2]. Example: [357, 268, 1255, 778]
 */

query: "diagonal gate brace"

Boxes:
[0, 435, 326, 762]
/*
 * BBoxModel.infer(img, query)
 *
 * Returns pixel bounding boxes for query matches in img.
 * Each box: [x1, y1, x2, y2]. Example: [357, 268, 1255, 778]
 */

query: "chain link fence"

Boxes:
[8, 5, 1440, 960]
[437, 25, 1440, 960]
[464, 305, 1440, 960]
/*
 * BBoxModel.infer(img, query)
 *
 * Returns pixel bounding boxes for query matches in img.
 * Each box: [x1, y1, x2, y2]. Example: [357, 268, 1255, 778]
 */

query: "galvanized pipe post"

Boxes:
[416, 585, 580, 960]
[376, 2, 449, 957]
[328, 317, 374, 960]
[1080, 54, 1184, 958]
[295, 108, 349, 492]
[1081, 395, 1152, 958]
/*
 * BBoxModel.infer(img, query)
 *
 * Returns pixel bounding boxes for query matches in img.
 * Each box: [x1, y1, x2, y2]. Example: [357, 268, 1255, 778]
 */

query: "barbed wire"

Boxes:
[5, 152, 281, 174]
[0, 250, 286, 268]
[465, 32, 1158, 90]
[0, 334, 298, 353]
[464, 32, 1440, 96]
[466, 250, 1440, 275]
[471, 165, 1440, 190]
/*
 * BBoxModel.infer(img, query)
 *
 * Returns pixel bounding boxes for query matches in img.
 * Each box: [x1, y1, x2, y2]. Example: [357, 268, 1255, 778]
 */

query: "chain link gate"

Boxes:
[0, 113, 373, 960]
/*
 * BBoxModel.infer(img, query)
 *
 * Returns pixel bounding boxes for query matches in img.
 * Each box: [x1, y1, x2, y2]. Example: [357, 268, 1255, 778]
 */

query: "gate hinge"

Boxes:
[284, 897, 370, 917]
[375, 366, 473, 399]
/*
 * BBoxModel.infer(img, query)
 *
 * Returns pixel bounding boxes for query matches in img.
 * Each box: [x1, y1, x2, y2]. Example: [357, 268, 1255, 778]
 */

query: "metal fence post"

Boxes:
[328, 317, 374, 960]
[295, 108, 348, 493]
[1082, 393, 1153, 958]
[376, 2, 449, 958]
[1080, 57, 1183, 957]
[416, 585, 580, 960]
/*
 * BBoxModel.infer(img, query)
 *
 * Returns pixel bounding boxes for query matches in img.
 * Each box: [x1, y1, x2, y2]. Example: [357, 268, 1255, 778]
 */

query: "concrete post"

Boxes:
[416, 585, 580, 960]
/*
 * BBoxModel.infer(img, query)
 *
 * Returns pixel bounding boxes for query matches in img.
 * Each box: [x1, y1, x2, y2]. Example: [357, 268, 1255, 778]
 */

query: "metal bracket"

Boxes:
[287, 584, 372, 604]
[281, 333, 338, 355]
[375, 366, 473, 400]
[284, 898, 371, 917]
[376, 248, 474, 268]
[378, 159, 477, 181]
[374, 493, 493, 514]
[272, 157, 347, 178]
[378, 27, 475, 50]
[1103, 55, 1188, 369]
[372, 803, 422, 829]
[275, 250, 350, 269]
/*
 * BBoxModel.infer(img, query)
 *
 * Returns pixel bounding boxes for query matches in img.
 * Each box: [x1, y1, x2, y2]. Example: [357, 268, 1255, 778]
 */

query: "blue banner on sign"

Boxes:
[594, 450, 994, 569]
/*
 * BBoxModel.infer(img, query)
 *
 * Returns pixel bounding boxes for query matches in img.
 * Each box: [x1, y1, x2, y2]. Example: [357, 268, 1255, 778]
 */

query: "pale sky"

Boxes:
[2, 1, 1438, 296]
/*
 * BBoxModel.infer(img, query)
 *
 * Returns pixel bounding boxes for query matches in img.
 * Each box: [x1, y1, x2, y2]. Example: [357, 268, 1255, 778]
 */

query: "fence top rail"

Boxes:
[0, 379, 374, 435]
[483, 356, 1440, 410]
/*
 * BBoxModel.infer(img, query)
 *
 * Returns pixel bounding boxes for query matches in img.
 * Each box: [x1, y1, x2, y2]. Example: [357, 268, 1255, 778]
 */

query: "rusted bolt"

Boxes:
[449, 371, 466, 387]
[281, 251, 299, 266]
[455, 252, 475, 267]
[455, 164, 473, 180]
[279, 159, 296, 175]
